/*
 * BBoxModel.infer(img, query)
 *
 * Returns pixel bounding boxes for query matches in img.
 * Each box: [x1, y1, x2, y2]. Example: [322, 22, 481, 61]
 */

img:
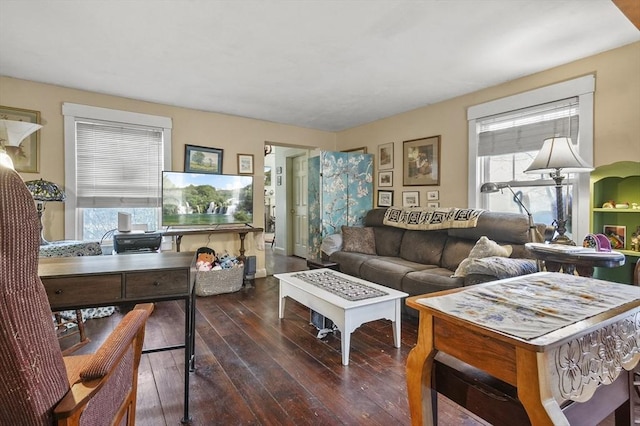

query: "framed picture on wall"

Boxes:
[378, 171, 393, 187]
[402, 191, 420, 207]
[0, 105, 41, 173]
[377, 190, 394, 207]
[237, 153, 254, 174]
[403, 135, 440, 186]
[184, 144, 223, 174]
[378, 142, 394, 170]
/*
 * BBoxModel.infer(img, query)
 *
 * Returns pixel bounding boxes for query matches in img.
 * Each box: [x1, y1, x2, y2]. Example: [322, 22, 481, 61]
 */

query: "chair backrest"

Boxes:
[0, 167, 70, 425]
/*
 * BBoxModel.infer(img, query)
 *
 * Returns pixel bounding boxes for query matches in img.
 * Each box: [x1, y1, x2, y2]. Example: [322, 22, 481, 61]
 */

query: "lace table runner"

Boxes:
[291, 270, 388, 301]
[417, 273, 640, 340]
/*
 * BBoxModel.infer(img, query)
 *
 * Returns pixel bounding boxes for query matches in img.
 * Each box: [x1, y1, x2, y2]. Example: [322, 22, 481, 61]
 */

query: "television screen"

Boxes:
[162, 171, 254, 227]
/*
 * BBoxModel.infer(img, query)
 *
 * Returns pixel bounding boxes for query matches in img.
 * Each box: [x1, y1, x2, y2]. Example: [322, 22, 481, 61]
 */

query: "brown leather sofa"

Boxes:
[329, 208, 540, 316]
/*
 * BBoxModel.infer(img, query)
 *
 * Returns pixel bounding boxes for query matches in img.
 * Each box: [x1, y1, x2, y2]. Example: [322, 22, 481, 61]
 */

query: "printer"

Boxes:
[113, 231, 162, 254]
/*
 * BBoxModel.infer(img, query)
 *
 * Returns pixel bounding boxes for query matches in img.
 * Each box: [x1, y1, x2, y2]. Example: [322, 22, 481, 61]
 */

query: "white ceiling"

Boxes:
[0, 1, 638, 131]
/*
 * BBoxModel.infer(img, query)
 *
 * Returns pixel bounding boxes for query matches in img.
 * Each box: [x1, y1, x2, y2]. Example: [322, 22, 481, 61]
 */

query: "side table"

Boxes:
[525, 242, 625, 277]
[306, 257, 339, 271]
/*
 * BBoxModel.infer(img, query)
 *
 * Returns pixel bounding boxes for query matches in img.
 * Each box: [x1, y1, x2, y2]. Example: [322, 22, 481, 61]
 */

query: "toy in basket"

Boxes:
[195, 247, 245, 296]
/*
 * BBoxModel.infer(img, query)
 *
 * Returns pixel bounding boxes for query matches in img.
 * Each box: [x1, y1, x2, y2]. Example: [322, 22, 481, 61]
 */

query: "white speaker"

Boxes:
[117, 212, 132, 232]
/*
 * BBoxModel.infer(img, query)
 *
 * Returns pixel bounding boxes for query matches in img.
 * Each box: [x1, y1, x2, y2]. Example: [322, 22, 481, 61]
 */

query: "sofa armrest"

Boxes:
[463, 257, 538, 286]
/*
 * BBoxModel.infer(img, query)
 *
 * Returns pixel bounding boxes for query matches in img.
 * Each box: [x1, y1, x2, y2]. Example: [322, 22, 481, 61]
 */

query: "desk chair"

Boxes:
[0, 167, 151, 426]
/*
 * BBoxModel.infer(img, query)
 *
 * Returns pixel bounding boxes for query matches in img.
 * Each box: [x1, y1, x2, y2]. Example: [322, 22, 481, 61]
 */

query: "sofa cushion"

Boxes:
[452, 236, 513, 277]
[439, 237, 476, 272]
[329, 251, 376, 277]
[341, 226, 376, 255]
[402, 269, 464, 295]
[359, 257, 433, 291]
[447, 212, 529, 245]
[399, 230, 448, 265]
[373, 226, 404, 257]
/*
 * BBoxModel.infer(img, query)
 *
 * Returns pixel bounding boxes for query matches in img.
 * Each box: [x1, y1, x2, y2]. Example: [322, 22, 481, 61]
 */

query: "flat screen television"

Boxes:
[162, 171, 254, 227]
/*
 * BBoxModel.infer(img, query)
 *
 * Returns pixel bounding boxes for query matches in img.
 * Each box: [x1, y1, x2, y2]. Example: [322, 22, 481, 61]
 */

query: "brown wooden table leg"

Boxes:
[406, 312, 437, 426]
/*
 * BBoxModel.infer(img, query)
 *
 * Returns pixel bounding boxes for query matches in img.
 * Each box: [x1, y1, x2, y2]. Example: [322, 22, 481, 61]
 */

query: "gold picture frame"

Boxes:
[0, 105, 41, 173]
[403, 135, 440, 186]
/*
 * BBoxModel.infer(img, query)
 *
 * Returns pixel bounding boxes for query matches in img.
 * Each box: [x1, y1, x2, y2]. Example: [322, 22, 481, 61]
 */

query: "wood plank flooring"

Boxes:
[62, 252, 622, 425]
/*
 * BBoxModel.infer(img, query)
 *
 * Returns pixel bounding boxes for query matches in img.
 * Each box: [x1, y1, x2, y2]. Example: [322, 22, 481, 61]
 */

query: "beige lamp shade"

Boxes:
[524, 137, 593, 174]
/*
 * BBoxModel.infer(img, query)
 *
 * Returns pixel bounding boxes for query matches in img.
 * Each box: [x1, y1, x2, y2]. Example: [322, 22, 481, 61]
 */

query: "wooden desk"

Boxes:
[39, 252, 197, 425]
[405, 272, 640, 426]
[163, 227, 263, 261]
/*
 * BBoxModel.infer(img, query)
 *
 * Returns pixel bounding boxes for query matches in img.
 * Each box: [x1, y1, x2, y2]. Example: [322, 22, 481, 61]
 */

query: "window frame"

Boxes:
[63, 103, 172, 240]
[467, 75, 594, 241]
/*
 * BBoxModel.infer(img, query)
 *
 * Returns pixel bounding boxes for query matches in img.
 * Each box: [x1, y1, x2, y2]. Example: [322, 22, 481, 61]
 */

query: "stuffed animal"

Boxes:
[196, 248, 217, 271]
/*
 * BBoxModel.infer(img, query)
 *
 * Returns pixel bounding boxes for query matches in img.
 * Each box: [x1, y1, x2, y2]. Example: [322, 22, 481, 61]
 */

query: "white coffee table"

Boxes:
[275, 269, 408, 366]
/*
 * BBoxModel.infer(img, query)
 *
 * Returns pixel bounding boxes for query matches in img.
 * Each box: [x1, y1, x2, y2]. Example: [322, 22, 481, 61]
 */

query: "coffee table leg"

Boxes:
[278, 282, 286, 319]
[392, 300, 401, 348]
[341, 329, 351, 366]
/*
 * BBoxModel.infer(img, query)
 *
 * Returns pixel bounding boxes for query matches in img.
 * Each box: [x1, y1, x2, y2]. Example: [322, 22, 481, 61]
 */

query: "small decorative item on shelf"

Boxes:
[615, 202, 629, 209]
[603, 225, 626, 250]
[582, 233, 612, 252]
[602, 200, 615, 208]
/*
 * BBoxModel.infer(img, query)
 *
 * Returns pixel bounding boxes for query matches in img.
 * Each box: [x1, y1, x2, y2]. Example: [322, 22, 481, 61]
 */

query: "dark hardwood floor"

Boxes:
[61, 251, 620, 425]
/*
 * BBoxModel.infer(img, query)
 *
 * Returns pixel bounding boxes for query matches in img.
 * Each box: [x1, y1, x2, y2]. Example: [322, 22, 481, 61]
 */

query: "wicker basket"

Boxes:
[195, 266, 244, 296]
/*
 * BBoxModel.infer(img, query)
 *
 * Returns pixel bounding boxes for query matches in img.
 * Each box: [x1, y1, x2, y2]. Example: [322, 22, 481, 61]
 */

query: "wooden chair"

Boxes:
[0, 167, 151, 426]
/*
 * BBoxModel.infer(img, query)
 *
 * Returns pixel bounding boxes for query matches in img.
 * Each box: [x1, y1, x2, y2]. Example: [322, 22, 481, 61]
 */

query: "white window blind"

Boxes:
[477, 98, 579, 157]
[76, 121, 163, 208]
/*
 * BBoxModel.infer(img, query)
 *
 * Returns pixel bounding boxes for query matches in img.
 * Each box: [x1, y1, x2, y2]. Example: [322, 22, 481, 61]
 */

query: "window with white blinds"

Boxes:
[477, 98, 578, 158]
[467, 75, 594, 242]
[76, 121, 163, 208]
[63, 103, 172, 240]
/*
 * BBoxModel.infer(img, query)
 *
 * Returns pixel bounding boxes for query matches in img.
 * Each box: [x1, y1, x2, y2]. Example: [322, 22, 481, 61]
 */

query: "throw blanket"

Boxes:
[383, 207, 484, 230]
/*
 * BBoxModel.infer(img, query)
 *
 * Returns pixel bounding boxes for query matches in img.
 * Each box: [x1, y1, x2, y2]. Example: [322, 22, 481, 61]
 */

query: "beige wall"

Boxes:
[0, 78, 336, 275]
[1, 42, 638, 270]
[336, 41, 640, 209]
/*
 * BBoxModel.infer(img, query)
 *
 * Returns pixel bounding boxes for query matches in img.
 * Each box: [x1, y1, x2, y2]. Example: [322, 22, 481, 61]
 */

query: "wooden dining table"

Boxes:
[405, 272, 640, 426]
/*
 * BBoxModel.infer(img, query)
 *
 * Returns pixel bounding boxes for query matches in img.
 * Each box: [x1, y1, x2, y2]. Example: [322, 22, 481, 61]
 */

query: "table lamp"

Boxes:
[524, 136, 593, 245]
[0, 119, 43, 170]
[24, 179, 66, 245]
[480, 182, 539, 242]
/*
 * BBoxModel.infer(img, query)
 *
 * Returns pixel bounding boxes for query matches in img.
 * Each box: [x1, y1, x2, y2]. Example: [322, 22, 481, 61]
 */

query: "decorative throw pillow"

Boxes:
[321, 233, 343, 256]
[453, 236, 512, 277]
[466, 257, 538, 279]
[341, 226, 376, 255]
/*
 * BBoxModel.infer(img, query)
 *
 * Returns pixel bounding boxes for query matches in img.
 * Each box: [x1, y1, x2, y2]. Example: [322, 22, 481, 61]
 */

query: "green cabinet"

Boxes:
[590, 161, 640, 283]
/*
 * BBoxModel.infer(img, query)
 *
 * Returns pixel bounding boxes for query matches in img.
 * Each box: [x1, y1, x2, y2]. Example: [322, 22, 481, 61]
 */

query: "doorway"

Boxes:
[264, 144, 311, 259]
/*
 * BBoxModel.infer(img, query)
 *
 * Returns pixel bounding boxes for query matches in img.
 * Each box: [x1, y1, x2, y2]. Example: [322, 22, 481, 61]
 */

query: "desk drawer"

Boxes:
[43, 275, 122, 308]
[125, 270, 189, 298]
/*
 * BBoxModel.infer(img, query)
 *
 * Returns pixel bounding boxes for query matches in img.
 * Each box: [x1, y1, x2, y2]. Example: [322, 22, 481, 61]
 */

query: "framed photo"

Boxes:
[427, 190, 439, 200]
[378, 142, 394, 170]
[184, 144, 223, 174]
[237, 153, 254, 174]
[378, 171, 393, 187]
[377, 190, 394, 207]
[603, 225, 626, 250]
[343, 146, 367, 154]
[403, 135, 441, 186]
[427, 202, 440, 208]
[402, 191, 420, 207]
[0, 105, 41, 173]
